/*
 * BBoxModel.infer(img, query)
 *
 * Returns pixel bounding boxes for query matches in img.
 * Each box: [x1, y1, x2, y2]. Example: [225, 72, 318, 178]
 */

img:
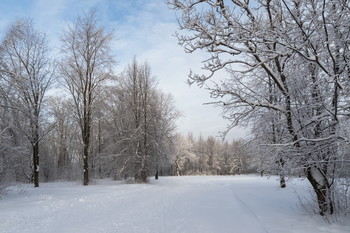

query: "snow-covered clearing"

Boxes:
[0, 175, 349, 233]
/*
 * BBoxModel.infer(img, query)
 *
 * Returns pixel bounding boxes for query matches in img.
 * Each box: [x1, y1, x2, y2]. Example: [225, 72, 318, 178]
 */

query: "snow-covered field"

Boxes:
[0, 175, 349, 233]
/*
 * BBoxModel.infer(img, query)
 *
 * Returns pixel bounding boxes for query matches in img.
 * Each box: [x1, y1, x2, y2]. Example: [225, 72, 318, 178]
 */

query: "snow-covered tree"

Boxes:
[59, 10, 115, 185]
[0, 19, 54, 187]
[168, 0, 350, 216]
[97, 59, 179, 182]
[171, 133, 251, 176]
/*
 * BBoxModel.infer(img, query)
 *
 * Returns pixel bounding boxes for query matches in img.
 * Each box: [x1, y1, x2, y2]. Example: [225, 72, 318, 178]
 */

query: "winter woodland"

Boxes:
[0, 12, 251, 187]
[0, 0, 350, 222]
[167, 0, 350, 217]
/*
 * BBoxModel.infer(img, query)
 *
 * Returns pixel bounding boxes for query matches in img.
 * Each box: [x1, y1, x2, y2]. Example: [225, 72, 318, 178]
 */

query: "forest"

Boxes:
[1, 0, 350, 220]
[0, 11, 253, 188]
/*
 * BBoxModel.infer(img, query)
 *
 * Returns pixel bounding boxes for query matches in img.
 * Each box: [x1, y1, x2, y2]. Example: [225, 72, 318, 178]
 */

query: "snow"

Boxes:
[0, 175, 349, 233]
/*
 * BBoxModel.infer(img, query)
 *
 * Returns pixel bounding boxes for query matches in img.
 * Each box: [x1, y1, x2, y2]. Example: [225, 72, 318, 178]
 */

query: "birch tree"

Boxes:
[59, 10, 115, 185]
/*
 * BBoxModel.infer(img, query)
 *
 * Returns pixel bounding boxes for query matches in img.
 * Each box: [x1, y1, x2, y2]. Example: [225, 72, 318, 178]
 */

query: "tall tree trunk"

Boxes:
[33, 141, 39, 187]
[33, 117, 40, 187]
[83, 115, 90, 186]
[306, 166, 334, 216]
[83, 142, 89, 186]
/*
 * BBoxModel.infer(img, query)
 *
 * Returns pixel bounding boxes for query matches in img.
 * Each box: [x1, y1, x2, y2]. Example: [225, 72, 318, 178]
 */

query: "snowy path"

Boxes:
[0, 176, 349, 233]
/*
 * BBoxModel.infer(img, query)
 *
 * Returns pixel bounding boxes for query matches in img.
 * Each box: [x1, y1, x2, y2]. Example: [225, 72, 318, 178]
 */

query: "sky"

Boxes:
[0, 0, 248, 141]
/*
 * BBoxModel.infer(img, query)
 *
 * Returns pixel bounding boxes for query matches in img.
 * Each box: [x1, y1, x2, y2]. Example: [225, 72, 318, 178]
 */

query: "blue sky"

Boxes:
[0, 0, 248, 141]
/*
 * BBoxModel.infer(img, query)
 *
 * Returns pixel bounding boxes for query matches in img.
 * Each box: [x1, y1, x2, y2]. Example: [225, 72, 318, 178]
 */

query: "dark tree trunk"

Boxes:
[83, 127, 90, 185]
[278, 159, 286, 188]
[306, 167, 334, 216]
[33, 141, 39, 187]
[83, 144, 89, 186]
[82, 117, 90, 186]
[82, 99, 91, 186]
[155, 169, 159, 180]
[279, 175, 286, 188]
[32, 114, 40, 188]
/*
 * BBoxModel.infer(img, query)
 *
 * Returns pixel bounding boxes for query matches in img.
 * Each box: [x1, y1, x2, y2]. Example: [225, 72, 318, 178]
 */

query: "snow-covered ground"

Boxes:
[0, 175, 349, 233]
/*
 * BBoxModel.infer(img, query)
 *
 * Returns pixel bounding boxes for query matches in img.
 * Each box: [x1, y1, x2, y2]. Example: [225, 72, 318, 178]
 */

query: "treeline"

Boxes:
[0, 11, 182, 187]
[0, 11, 251, 188]
[172, 134, 255, 176]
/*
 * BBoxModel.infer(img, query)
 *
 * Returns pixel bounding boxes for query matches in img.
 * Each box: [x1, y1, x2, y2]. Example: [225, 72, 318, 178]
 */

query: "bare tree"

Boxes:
[59, 10, 115, 185]
[0, 19, 54, 187]
[119, 59, 161, 182]
[168, 0, 350, 216]
[102, 59, 179, 182]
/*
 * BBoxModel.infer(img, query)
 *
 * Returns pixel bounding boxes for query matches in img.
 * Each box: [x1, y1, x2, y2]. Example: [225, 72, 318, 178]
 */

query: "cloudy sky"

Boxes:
[0, 0, 248, 141]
